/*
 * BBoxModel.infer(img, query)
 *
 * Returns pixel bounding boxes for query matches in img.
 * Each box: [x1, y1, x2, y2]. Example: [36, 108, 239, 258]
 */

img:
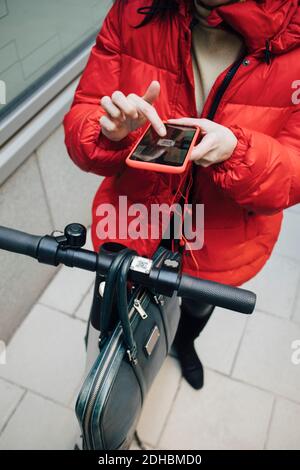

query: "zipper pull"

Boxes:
[153, 294, 165, 306]
[134, 299, 148, 319]
[264, 39, 271, 64]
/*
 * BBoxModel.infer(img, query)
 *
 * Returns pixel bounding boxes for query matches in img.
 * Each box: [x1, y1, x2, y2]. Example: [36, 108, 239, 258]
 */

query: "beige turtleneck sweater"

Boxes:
[192, 0, 245, 116]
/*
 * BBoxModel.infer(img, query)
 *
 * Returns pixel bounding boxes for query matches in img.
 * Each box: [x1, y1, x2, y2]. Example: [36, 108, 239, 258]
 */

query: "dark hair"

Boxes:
[122, 1, 263, 27]
[120, 0, 180, 28]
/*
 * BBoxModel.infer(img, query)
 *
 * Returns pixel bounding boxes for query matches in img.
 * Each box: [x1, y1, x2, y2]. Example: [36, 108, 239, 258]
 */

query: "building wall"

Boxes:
[0, 111, 101, 342]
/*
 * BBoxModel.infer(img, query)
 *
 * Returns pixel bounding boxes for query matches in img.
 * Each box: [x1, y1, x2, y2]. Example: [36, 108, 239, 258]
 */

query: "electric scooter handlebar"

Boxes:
[0, 225, 42, 258]
[0, 224, 256, 315]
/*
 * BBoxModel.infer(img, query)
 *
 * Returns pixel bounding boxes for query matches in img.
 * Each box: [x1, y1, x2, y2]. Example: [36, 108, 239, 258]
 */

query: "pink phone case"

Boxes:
[126, 121, 201, 174]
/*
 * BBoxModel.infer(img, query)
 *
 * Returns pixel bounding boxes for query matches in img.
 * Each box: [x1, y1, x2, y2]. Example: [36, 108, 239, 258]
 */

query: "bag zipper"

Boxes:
[82, 289, 148, 449]
[133, 299, 148, 319]
[81, 247, 169, 448]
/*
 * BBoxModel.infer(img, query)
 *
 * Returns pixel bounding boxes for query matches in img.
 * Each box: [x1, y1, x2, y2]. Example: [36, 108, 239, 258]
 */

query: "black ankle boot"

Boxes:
[174, 338, 204, 390]
[173, 300, 215, 390]
[174, 337, 204, 390]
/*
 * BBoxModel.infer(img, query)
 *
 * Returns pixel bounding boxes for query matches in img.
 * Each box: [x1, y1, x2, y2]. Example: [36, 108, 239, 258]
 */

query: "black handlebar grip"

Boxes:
[178, 275, 256, 314]
[0, 226, 42, 259]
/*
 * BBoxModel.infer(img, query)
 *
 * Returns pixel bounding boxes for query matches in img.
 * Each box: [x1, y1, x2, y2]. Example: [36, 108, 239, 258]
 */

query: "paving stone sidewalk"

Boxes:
[1, 207, 300, 450]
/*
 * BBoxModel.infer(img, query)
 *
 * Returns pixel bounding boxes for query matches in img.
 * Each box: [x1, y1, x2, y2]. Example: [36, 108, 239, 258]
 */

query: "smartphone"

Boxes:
[126, 121, 201, 174]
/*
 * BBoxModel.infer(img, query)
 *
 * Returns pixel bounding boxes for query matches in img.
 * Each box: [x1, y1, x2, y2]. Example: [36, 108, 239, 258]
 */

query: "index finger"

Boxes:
[128, 94, 166, 136]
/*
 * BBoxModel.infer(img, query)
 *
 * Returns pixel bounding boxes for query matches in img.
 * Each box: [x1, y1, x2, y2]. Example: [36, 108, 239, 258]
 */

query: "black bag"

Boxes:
[75, 246, 181, 450]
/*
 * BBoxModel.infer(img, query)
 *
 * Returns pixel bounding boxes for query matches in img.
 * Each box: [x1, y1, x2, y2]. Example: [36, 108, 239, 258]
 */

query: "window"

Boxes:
[0, 0, 112, 144]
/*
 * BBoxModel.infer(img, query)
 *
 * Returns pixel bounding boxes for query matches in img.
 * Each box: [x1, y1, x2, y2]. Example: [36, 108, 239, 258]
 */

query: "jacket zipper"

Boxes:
[206, 56, 246, 121]
[187, 55, 246, 209]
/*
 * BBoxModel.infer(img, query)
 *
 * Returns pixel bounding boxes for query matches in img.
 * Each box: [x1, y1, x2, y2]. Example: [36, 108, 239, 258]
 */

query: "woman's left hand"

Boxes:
[167, 118, 238, 168]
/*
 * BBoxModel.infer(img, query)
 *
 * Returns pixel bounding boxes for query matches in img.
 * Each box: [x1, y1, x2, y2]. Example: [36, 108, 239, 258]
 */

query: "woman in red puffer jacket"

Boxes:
[64, 0, 300, 389]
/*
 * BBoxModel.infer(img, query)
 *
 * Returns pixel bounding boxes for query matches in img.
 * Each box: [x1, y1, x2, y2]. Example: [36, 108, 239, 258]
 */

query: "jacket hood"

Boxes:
[183, 0, 300, 57]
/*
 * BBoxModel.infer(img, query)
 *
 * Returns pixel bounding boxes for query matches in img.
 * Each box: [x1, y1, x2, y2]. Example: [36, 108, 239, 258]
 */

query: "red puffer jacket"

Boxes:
[64, 0, 300, 286]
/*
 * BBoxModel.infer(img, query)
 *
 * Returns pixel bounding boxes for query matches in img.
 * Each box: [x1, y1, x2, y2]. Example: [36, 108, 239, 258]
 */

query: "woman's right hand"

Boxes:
[99, 80, 167, 142]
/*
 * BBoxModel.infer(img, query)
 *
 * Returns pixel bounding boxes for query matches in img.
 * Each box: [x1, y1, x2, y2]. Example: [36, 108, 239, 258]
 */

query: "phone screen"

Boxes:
[129, 124, 197, 167]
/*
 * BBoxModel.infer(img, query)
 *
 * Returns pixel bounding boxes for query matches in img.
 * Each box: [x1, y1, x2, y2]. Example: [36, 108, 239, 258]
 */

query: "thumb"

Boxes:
[143, 80, 161, 105]
[196, 119, 218, 134]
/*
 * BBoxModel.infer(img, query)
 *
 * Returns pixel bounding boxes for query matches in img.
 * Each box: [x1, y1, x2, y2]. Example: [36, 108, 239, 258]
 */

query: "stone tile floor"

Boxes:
[0, 207, 300, 450]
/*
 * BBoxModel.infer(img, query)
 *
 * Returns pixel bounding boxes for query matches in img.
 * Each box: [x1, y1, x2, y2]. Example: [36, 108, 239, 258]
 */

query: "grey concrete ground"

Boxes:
[0, 206, 300, 450]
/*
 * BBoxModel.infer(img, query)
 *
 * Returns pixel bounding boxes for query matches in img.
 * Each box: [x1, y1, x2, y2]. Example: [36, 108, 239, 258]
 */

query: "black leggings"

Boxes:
[159, 237, 215, 341]
[177, 298, 215, 342]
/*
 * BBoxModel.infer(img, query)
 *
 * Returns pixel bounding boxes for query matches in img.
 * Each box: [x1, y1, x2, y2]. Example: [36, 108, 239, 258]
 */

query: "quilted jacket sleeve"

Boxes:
[212, 108, 300, 214]
[63, 1, 142, 177]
